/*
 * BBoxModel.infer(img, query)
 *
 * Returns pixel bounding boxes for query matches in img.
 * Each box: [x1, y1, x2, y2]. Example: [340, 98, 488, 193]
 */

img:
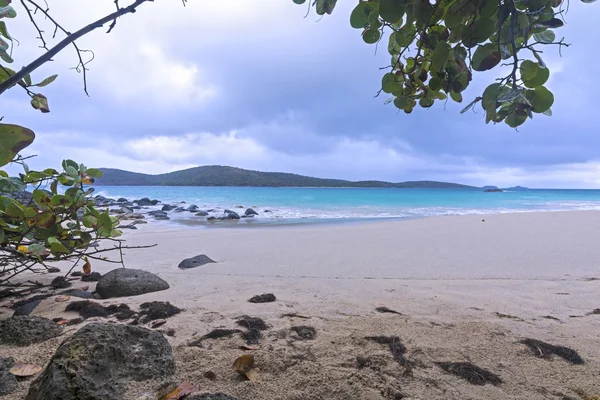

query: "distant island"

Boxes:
[95, 166, 476, 188]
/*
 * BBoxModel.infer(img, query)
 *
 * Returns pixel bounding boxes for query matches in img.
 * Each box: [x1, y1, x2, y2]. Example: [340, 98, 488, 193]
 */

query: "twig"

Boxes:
[0, 0, 153, 95]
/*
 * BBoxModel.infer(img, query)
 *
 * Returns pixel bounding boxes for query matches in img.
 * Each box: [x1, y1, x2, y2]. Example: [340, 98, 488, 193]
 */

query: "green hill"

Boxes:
[95, 166, 475, 188]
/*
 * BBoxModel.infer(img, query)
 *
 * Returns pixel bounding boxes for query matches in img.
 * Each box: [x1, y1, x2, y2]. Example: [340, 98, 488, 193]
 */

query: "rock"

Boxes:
[0, 316, 63, 346]
[13, 299, 42, 316]
[161, 205, 175, 211]
[121, 206, 134, 214]
[207, 209, 215, 212]
[121, 213, 144, 220]
[484, 188, 503, 192]
[187, 205, 199, 212]
[207, 217, 216, 222]
[150, 199, 159, 205]
[0, 358, 18, 396]
[71, 271, 83, 277]
[178, 254, 216, 269]
[62, 289, 95, 299]
[81, 272, 102, 282]
[245, 208, 258, 216]
[25, 323, 175, 400]
[117, 198, 128, 202]
[148, 210, 167, 216]
[47, 267, 61, 273]
[136, 197, 154, 206]
[195, 211, 209, 216]
[96, 268, 170, 299]
[264, 210, 271, 213]
[120, 224, 138, 230]
[51, 276, 71, 289]
[139, 301, 182, 323]
[248, 293, 276, 303]
[226, 211, 240, 220]
[110, 209, 125, 214]
[155, 215, 171, 220]
[235, 205, 244, 209]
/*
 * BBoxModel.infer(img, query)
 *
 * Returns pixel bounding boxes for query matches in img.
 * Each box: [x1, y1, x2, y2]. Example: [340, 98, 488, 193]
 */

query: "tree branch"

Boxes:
[0, 0, 152, 96]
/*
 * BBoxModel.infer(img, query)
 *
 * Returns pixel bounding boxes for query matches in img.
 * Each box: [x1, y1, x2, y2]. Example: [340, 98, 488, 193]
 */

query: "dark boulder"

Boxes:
[63, 289, 95, 299]
[0, 316, 62, 346]
[136, 197, 153, 206]
[187, 205, 199, 212]
[25, 323, 175, 400]
[0, 358, 18, 396]
[195, 211, 209, 216]
[178, 254, 216, 269]
[174, 207, 186, 213]
[155, 215, 171, 220]
[484, 188, 503, 193]
[162, 204, 175, 211]
[226, 211, 240, 220]
[207, 216, 217, 222]
[96, 268, 170, 299]
[51, 276, 71, 289]
[139, 301, 182, 323]
[148, 210, 168, 217]
[245, 208, 259, 216]
[121, 206, 134, 214]
[117, 198, 128, 202]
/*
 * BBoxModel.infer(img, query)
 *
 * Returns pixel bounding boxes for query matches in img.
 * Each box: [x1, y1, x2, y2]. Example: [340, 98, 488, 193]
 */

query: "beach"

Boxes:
[1, 211, 599, 399]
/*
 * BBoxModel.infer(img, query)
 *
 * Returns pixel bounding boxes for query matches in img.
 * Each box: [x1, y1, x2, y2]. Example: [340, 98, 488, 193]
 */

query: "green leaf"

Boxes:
[0, 227, 4, 244]
[47, 237, 69, 253]
[482, 83, 501, 112]
[85, 168, 102, 178]
[393, 95, 409, 110]
[379, 0, 404, 23]
[0, 1, 10, 8]
[65, 166, 78, 178]
[28, 243, 47, 255]
[505, 112, 527, 128]
[5, 201, 24, 217]
[292, 0, 306, 4]
[429, 77, 442, 91]
[33, 189, 52, 207]
[450, 91, 463, 103]
[0, 6, 17, 18]
[350, 2, 373, 29]
[0, 48, 12, 63]
[0, 64, 14, 81]
[315, 0, 336, 15]
[479, 0, 499, 18]
[362, 28, 381, 44]
[0, 123, 35, 167]
[542, 108, 552, 116]
[35, 211, 56, 228]
[23, 74, 32, 87]
[471, 43, 501, 71]
[525, 87, 554, 113]
[381, 72, 403, 94]
[82, 214, 98, 229]
[62, 159, 79, 172]
[97, 212, 114, 237]
[533, 30, 555, 43]
[430, 41, 450, 73]
[534, 18, 564, 28]
[524, 65, 549, 87]
[0, 176, 25, 193]
[33, 74, 58, 87]
[461, 17, 495, 47]
[30, 94, 50, 113]
[520, 60, 539, 81]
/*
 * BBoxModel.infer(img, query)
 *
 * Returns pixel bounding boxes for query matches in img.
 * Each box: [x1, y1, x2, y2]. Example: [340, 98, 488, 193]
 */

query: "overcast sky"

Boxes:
[3, 0, 599, 188]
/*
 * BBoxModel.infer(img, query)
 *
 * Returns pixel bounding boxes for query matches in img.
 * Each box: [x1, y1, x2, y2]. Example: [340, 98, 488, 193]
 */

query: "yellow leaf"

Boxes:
[158, 381, 198, 400]
[17, 245, 29, 253]
[232, 354, 258, 380]
[82, 256, 91, 276]
[245, 368, 259, 381]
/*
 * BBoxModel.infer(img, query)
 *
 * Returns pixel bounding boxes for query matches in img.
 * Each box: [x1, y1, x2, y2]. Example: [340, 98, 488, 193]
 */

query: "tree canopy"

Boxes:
[294, 0, 595, 128]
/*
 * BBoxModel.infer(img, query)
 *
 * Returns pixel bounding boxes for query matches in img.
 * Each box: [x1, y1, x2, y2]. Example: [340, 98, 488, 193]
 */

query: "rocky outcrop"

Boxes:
[178, 254, 216, 269]
[135, 198, 158, 206]
[195, 211, 209, 216]
[162, 204, 176, 211]
[0, 358, 18, 395]
[25, 323, 175, 400]
[95, 268, 170, 299]
[484, 189, 503, 192]
[187, 205, 199, 212]
[245, 208, 259, 216]
[0, 316, 63, 346]
[226, 211, 240, 220]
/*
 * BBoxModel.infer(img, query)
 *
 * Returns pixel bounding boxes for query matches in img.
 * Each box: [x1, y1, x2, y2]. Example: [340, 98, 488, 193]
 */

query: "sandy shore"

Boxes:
[2, 211, 600, 399]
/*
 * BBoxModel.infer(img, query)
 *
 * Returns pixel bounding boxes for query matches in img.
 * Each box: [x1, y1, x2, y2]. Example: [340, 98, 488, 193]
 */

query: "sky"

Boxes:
[2, 0, 600, 188]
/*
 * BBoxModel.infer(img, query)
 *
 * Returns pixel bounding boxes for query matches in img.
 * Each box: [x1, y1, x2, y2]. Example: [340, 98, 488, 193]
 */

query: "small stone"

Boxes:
[81, 272, 102, 282]
[96, 269, 170, 299]
[245, 208, 259, 216]
[178, 255, 216, 269]
[51, 276, 71, 289]
[46, 267, 61, 273]
[248, 293, 276, 303]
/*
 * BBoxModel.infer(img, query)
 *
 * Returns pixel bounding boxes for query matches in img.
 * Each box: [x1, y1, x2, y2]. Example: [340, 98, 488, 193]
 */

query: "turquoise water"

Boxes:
[94, 186, 600, 222]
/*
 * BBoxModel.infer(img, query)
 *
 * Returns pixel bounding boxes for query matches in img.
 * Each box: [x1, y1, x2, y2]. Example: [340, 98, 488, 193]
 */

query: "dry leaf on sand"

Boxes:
[54, 295, 70, 302]
[82, 256, 92, 276]
[158, 381, 198, 400]
[232, 354, 259, 381]
[10, 363, 42, 377]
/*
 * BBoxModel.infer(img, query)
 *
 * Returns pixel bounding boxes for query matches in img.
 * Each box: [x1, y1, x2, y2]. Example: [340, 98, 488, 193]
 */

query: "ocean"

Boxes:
[93, 186, 600, 224]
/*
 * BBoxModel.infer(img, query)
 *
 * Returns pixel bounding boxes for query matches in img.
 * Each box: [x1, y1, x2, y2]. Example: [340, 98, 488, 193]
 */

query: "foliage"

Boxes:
[294, 0, 596, 127]
[0, 159, 126, 287]
[95, 166, 475, 188]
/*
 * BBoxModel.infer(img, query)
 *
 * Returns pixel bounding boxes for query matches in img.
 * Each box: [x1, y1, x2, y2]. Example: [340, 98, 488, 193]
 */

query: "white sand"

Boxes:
[2, 211, 600, 399]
